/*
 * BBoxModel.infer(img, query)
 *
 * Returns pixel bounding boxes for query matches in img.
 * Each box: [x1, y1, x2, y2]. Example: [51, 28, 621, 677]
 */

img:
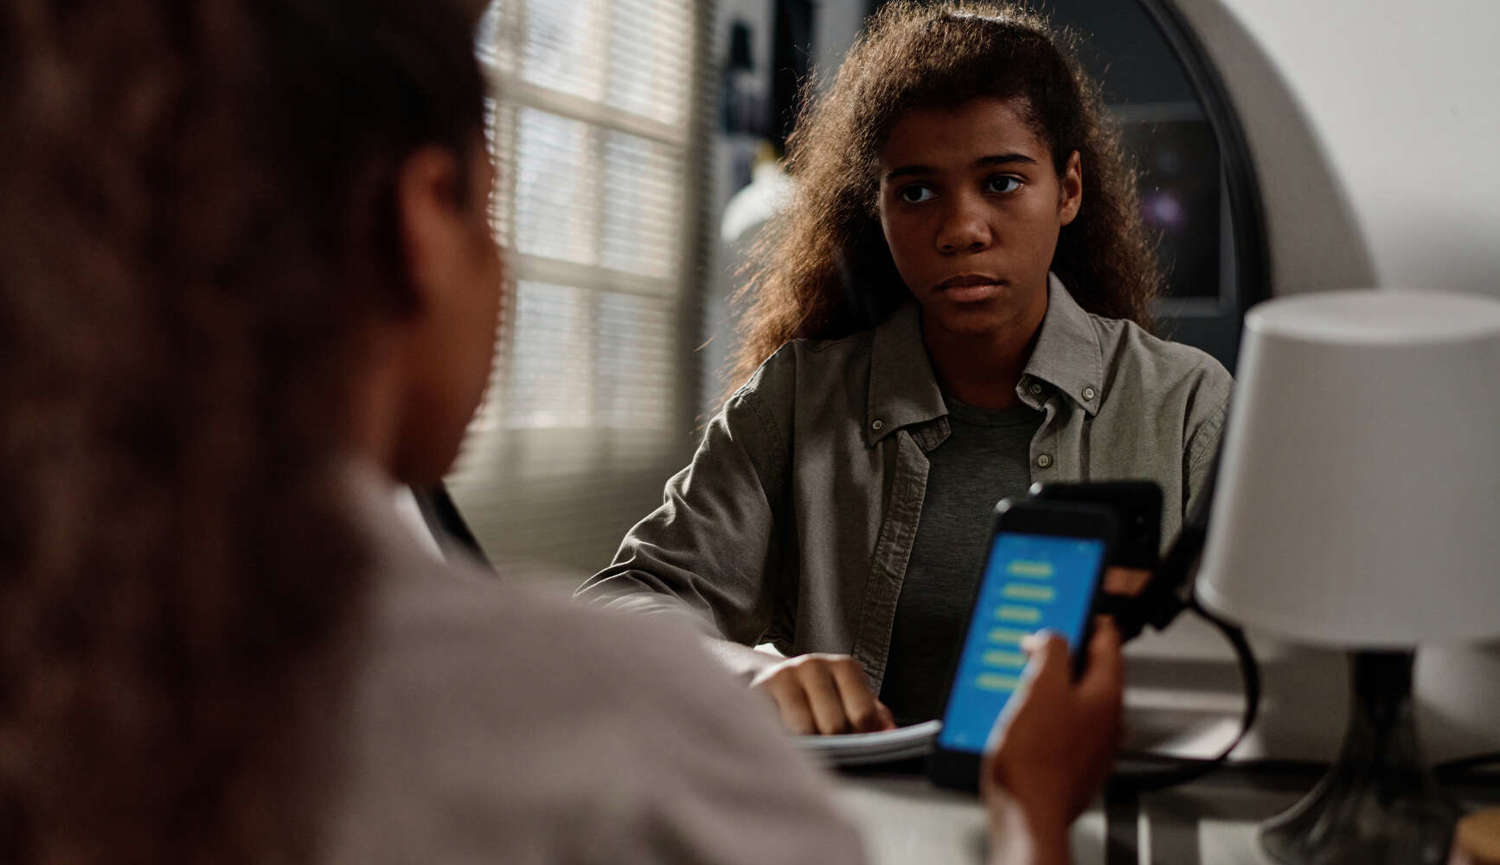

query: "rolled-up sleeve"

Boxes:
[576, 351, 794, 646]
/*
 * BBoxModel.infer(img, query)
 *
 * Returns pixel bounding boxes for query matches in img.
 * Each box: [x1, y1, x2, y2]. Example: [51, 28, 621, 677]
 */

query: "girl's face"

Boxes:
[877, 96, 1081, 339]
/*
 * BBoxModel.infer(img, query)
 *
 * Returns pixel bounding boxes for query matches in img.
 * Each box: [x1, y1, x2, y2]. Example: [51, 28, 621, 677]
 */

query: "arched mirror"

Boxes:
[1039, 0, 1268, 372]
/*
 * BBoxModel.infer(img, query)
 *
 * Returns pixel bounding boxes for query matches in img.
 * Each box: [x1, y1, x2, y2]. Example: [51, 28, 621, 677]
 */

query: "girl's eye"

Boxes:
[986, 175, 1022, 194]
[898, 184, 935, 204]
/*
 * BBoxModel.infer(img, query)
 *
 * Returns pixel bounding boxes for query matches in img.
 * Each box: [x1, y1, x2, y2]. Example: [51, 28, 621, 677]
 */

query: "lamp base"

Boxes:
[1259, 651, 1461, 865]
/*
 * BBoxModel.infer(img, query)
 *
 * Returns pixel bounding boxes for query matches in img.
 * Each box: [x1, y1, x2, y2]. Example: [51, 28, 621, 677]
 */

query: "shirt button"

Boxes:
[871, 419, 884, 431]
[1083, 386, 1097, 401]
[1028, 382, 1044, 396]
[1036, 453, 1053, 469]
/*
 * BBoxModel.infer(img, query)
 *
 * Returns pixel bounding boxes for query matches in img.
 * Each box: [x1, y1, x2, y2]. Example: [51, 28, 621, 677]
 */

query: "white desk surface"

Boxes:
[827, 613, 1500, 865]
[831, 770, 1298, 865]
[834, 767, 1499, 865]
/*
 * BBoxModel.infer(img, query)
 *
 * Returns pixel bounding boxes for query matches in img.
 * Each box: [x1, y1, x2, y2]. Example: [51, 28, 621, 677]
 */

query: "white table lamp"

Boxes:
[1196, 289, 1500, 865]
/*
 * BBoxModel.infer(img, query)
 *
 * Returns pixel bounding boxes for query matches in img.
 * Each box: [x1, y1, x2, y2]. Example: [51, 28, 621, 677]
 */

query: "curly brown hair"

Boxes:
[0, 1, 484, 863]
[728, 0, 1160, 392]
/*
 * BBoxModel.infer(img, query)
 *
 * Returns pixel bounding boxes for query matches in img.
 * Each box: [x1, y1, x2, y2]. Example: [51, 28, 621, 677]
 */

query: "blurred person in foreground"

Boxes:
[0, 1, 1122, 864]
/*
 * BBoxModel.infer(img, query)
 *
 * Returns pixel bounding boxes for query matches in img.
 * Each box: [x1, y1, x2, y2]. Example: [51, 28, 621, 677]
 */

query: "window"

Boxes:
[448, 0, 709, 576]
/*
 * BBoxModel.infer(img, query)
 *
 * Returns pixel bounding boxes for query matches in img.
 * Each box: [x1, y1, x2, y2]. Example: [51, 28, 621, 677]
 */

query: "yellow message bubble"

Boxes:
[1002, 583, 1055, 603]
[982, 650, 1028, 669]
[1006, 560, 1054, 579]
[987, 627, 1030, 644]
[976, 673, 1022, 691]
[996, 605, 1041, 624]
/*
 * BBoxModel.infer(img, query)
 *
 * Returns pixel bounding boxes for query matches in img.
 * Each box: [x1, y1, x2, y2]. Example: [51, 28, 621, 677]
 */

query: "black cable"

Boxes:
[1095, 431, 1262, 792]
[1109, 611, 1499, 792]
[1111, 597, 1261, 792]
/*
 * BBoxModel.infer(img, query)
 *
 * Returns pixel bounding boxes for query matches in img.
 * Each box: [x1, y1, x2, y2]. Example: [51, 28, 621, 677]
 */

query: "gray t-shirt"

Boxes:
[879, 397, 1041, 724]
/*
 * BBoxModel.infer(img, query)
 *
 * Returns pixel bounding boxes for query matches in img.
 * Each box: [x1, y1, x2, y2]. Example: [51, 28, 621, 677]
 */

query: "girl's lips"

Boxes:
[937, 281, 1004, 302]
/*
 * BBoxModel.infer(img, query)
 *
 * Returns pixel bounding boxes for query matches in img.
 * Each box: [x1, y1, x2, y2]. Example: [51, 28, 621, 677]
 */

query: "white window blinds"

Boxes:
[447, 0, 707, 577]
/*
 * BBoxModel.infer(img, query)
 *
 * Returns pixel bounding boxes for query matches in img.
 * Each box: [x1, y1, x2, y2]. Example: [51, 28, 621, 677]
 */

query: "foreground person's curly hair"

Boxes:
[0, 1, 484, 862]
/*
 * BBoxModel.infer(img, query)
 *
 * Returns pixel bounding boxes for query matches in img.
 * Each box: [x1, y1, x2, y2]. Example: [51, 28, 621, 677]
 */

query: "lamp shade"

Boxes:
[1196, 290, 1500, 647]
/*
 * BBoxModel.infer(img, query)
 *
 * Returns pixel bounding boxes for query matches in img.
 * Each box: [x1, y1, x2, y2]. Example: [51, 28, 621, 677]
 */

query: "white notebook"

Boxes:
[794, 720, 942, 766]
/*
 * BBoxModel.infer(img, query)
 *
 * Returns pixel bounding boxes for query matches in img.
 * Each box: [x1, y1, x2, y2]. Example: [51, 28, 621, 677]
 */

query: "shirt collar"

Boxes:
[864, 273, 1104, 447]
[866, 303, 947, 446]
[1021, 273, 1105, 418]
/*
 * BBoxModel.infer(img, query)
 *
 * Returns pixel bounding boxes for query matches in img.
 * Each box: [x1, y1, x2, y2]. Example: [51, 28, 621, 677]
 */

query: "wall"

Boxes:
[811, 0, 866, 86]
[1177, 0, 1500, 299]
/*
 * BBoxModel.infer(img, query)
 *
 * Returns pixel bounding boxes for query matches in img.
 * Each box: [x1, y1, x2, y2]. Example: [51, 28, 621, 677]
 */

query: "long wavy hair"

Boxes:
[0, 1, 484, 863]
[729, 0, 1160, 391]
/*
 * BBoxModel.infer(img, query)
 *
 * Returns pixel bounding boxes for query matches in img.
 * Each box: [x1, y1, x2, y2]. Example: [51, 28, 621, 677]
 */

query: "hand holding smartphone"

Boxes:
[929, 498, 1117, 792]
[981, 621, 1125, 846]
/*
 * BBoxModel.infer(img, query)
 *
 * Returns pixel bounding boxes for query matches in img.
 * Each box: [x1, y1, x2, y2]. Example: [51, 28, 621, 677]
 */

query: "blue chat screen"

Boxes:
[937, 531, 1106, 753]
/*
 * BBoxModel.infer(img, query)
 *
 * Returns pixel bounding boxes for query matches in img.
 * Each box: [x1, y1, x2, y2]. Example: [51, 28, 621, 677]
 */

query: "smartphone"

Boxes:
[1029, 481, 1163, 640]
[928, 498, 1116, 793]
[1027, 480, 1161, 569]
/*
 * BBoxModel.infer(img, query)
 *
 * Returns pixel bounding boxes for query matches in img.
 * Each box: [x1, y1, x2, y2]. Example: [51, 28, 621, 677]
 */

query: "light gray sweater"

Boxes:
[324, 470, 865, 865]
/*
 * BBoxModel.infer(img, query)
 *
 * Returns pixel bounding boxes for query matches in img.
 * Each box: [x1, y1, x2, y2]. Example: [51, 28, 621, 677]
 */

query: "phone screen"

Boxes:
[937, 531, 1107, 753]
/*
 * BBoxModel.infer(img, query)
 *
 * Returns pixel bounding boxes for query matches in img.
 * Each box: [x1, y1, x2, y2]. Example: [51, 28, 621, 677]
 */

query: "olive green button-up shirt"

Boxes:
[577, 275, 1232, 690]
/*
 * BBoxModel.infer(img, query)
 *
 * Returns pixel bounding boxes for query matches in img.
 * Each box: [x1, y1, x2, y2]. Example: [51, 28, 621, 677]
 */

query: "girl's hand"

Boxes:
[749, 653, 897, 735]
